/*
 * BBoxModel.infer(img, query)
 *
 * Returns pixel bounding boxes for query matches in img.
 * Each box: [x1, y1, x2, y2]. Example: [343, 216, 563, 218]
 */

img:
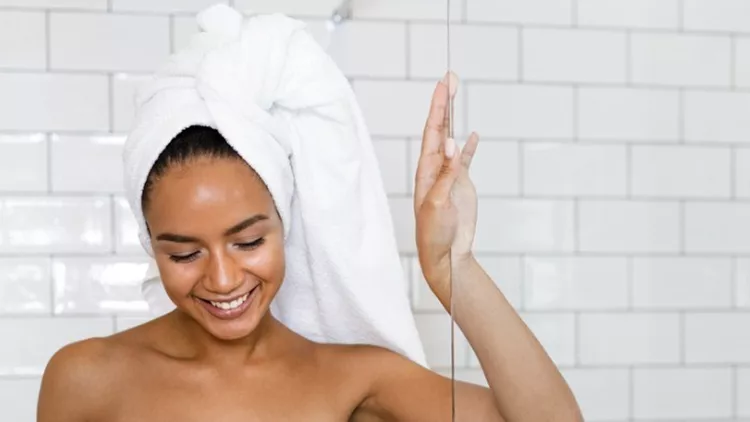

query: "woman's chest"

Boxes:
[106, 360, 361, 422]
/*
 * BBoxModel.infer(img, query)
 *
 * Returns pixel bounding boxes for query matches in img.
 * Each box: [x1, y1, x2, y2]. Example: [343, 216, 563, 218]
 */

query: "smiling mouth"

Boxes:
[196, 285, 259, 311]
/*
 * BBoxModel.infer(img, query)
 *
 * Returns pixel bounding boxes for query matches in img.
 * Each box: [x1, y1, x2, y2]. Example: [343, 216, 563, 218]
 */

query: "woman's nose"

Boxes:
[204, 250, 243, 294]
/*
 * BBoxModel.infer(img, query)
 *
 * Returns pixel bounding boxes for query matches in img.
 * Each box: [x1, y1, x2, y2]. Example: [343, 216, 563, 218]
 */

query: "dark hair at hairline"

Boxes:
[141, 125, 242, 213]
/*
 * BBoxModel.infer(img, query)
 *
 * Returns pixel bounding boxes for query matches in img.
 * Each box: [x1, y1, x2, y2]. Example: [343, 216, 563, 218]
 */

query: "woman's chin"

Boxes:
[198, 307, 265, 341]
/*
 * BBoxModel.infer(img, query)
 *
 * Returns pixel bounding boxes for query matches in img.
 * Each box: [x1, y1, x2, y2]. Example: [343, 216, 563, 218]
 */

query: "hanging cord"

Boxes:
[446, 0, 456, 421]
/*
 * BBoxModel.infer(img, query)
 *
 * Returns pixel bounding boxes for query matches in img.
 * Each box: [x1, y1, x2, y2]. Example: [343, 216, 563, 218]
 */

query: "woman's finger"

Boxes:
[460, 132, 480, 170]
[415, 72, 459, 210]
[421, 76, 449, 155]
[426, 138, 462, 205]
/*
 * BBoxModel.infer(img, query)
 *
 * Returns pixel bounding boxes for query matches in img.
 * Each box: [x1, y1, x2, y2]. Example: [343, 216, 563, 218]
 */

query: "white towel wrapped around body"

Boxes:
[123, 4, 427, 366]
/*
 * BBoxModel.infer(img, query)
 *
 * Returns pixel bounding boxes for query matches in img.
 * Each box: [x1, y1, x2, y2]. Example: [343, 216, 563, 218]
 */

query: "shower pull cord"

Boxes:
[446, 0, 456, 420]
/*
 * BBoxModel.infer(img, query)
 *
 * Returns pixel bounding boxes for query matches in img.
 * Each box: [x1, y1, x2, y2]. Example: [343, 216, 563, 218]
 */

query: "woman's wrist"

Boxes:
[425, 251, 477, 312]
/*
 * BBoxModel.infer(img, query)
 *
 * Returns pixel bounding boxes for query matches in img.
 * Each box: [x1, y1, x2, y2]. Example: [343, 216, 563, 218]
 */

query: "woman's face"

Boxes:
[144, 156, 285, 341]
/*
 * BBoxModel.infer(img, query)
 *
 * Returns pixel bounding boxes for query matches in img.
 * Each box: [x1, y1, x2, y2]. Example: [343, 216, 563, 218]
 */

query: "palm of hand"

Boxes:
[450, 167, 477, 257]
[413, 73, 479, 299]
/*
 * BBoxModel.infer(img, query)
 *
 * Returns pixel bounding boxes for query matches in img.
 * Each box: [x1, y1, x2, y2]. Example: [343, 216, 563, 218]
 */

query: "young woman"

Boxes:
[37, 76, 582, 421]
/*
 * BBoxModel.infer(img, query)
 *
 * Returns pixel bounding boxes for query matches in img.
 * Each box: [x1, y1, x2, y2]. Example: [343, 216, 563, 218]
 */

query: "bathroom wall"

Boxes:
[1, 0, 749, 420]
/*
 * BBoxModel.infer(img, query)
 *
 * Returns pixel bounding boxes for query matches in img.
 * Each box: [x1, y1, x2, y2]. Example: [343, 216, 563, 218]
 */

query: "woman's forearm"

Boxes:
[439, 254, 582, 422]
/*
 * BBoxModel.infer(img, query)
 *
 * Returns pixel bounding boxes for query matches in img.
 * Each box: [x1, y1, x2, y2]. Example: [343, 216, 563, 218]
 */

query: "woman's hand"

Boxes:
[414, 72, 480, 307]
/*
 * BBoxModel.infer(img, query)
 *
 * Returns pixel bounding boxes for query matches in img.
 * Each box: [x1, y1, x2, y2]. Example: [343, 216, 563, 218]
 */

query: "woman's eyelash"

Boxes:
[169, 251, 200, 263]
[237, 238, 265, 249]
[168, 238, 265, 263]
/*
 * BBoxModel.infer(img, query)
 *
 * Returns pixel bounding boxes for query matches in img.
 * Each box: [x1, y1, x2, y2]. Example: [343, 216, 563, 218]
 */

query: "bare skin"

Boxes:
[37, 74, 582, 422]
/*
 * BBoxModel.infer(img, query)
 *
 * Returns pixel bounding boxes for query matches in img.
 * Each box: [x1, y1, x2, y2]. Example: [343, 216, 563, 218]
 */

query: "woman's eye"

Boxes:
[237, 238, 265, 250]
[169, 251, 200, 263]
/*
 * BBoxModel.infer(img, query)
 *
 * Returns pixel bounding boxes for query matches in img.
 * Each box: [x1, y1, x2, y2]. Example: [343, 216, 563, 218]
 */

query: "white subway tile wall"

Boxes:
[0, 134, 48, 192]
[112, 74, 150, 133]
[738, 38, 750, 88]
[1, 1, 749, 421]
[49, 13, 170, 72]
[0, 11, 46, 69]
[522, 28, 627, 84]
[578, 313, 681, 365]
[410, 24, 518, 80]
[326, 21, 407, 78]
[50, 135, 125, 193]
[631, 145, 732, 198]
[0, 0, 105, 9]
[577, 0, 679, 30]
[633, 367, 734, 420]
[740, 367, 750, 418]
[562, 368, 630, 421]
[630, 33, 732, 88]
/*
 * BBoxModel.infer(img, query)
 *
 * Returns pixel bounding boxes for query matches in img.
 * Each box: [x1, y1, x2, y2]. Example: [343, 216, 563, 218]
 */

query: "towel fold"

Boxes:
[123, 4, 427, 366]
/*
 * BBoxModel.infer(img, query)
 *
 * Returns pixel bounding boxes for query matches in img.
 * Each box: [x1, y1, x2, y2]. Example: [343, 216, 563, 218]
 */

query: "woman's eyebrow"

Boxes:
[155, 214, 269, 243]
[155, 233, 200, 243]
[223, 214, 269, 237]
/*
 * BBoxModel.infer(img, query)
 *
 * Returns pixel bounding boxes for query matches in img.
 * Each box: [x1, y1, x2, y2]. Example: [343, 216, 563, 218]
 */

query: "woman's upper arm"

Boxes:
[37, 339, 111, 422]
[353, 348, 504, 422]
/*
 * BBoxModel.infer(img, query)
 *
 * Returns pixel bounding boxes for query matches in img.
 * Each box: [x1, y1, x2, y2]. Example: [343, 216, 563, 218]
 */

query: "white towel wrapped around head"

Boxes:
[123, 4, 427, 366]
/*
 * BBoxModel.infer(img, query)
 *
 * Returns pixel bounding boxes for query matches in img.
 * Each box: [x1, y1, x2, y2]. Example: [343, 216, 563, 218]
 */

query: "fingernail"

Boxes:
[448, 72, 458, 97]
[445, 137, 456, 158]
[441, 71, 459, 97]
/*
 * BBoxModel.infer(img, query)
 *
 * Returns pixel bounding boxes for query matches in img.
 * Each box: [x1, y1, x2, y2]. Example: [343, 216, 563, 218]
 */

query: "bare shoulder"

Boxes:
[43, 336, 117, 385]
[37, 321, 158, 421]
[37, 336, 123, 421]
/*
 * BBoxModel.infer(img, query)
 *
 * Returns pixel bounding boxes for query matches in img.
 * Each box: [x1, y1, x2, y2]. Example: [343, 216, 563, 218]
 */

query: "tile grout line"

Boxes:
[573, 311, 581, 367]
[46, 134, 53, 194]
[626, 144, 632, 198]
[0, 7, 749, 36]
[679, 201, 686, 256]
[463, 80, 469, 138]
[517, 26, 523, 83]
[627, 256, 634, 310]
[49, 255, 55, 317]
[572, 85, 579, 142]
[169, 15, 176, 54]
[732, 256, 739, 309]
[518, 255, 526, 312]
[731, 35, 737, 89]
[731, 146, 737, 200]
[44, 10, 51, 71]
[732, 364, 738, 418]
[405, 138, 412, 198]
[110, 194, 117, 255]
[404, 21, 411, 79]
[108, 74, 114, 133]
[4, 68, 750, 91]
[573, 199, 580, 253]
[518, 140, 525, 197]
[679, 311, 686, 365]
[628, 366, 635, 421]
[625, 30, 632, 87]
[678, 88, 686, 144]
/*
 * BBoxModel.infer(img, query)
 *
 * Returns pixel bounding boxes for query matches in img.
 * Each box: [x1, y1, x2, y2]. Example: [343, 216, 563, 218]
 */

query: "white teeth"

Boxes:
[209, 292, 250, 311]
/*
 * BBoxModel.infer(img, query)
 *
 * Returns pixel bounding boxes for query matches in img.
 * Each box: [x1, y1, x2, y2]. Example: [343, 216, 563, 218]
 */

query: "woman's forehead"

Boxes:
[146, 158, 274, 223]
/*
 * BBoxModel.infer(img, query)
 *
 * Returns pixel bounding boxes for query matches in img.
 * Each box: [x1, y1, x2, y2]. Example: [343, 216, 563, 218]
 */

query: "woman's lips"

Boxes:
[196, 285, 259, 320]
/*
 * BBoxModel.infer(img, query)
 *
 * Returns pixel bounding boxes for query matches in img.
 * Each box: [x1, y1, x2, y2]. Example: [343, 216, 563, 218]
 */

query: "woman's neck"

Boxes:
[169, 310, 284, 367]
